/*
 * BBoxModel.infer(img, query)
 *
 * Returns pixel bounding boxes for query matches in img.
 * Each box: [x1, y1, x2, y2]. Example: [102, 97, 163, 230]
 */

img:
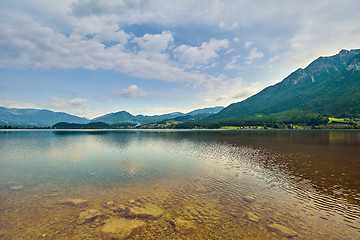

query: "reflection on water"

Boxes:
[0, 129, 359, 239]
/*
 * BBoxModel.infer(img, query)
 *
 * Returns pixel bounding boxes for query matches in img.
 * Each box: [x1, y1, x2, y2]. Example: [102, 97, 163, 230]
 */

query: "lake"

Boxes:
[0, 129, 359, 239]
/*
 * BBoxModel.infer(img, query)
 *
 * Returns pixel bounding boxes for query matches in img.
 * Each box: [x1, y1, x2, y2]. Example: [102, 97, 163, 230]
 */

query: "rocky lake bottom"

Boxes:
[0, 130, 359, 239]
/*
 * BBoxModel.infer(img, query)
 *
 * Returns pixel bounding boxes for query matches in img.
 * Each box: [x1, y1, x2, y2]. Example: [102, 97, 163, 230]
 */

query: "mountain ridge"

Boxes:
[92, 106, 224, 126]
[0, 106, 224, 127]
[0, 107, 89, 127]
[211, 49, 360, 123]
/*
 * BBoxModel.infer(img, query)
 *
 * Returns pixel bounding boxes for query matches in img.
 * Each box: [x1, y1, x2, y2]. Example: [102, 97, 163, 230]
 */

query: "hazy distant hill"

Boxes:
[92, 111, 137, 125]
[92, 111, 185, 125]
[53, 121, 110, 129]
[210, 49, 360, 124]
[0, 106, 224, 127]
[186, 106, 224, 115]
[0, 107, 88, 127]
[92, 106, 224, 125]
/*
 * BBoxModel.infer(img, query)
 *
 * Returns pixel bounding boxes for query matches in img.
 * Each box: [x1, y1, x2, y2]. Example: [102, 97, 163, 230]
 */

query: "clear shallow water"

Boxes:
[0, 129, 359, 239]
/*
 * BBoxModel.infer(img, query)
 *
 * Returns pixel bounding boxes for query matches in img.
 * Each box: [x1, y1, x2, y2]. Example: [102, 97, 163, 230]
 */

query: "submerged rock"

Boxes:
[113, 204, 129, 213]
[267, 223, 297, 238]
[243, 195, 255, 203]
[60, 198, 88, 207]
[46, 193, 59, 198]
[170, 218, 195, 233]
[129, 203, 164, 219]
[246, 212, 260, 223]
[77, 209, 102, 224]
[10, 185, 24, 191]
[101, 217, 145, 239]
[106, 201, 114, 207]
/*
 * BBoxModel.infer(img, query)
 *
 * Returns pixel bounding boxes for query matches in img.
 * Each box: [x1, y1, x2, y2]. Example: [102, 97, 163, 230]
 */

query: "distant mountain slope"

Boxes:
[53, 121, 110, 129]
[186, 106, 224, 115]
[0, 107, 88, 127]
[92, 111, 137, 124]
[92, 111, 185, 125]
[134, 112, 186, 125]
[0, 105, 224, 127]
[93, 106, 224, 125]
[262, 53, 360, 117]
[157, 113, 214, 125]
[212, 49, 360, 121]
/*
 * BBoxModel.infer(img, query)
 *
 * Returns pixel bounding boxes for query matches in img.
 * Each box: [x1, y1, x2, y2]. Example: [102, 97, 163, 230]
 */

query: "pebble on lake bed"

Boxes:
[267, 223, 297, 238]
[77, 209, 103, 224]
[46, 193, 59, 197]
[112, 204, 129, 213]
[101, 217, 145, 239]
[9, 185, 24, 191]
[243, 195, 255, 203]
[129, 203, 164, 219]
[60, 198, 88, 207]
[170, 218, 195, 233]
[246, 212, 260, 223]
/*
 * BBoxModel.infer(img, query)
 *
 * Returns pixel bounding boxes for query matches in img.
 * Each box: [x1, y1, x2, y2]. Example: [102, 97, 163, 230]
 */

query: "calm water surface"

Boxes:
[0, 129, 359, 239]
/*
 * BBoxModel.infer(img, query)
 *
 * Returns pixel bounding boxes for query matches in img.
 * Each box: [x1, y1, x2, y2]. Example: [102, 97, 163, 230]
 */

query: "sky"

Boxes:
[0, 0, 359, 119]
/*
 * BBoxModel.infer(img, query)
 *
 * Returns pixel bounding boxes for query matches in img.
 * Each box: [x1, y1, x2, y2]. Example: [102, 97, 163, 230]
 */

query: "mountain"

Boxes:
[0, 105, 224, 128]
[186, 106, 224, 115]
[92, 111, 185, 125]
[211, 49, 360, 124]
[134, 112, 186, 125]
[0, 107, 88, 127]
[53, 121, 110, 129]
[156, 113, 215, 125]
[93, 106, 224, 125]
[92, 111, 137, 124]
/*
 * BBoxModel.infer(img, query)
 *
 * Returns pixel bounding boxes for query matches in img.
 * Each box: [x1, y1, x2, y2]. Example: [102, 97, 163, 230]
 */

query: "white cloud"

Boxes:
[232, 89, 255, 99]
[47, 96, 93, 117]
[219, 21, 238, 30]
[51, 97, 88, 107]
[69, 0, 240, 27]
[113, 85, 147, 98]
[93, 27, 130, 45]
[69, 97, 88, 105]
[226, 48, 235, 54]
[285, 4, 360, 67]
[0, 14, 226, 87]
[0, 97, 91, 118]
[246, 47, 264, 64]
[224, 59, 237, 70]
[174, 38, 229, 66]
[134, 31, 173, 53]
[0, 99, 42, 110]
[0, 15, 114, 69]
[133, 31, 174, 61]
[244, 41, 253, 48]
[224, 55, 242, 70]
[199, 77, 261, 107]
